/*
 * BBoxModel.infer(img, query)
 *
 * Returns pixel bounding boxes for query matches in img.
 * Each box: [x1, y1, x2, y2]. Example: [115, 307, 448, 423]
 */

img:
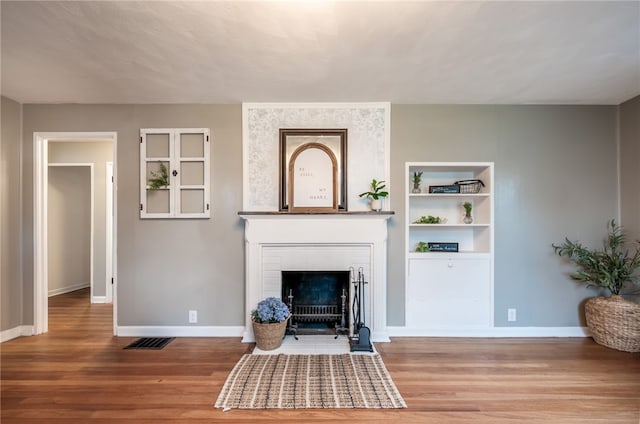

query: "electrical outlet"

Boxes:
[189, 310, 198, 323]
[507, 308, 517, 322]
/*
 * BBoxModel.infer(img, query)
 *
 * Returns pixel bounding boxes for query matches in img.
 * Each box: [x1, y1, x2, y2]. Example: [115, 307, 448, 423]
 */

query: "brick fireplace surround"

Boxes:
[239, 212, 392, 343]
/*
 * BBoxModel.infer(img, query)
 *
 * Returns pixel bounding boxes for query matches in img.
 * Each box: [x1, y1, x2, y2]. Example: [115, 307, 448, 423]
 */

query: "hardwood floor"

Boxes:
[2, 288, 639, 423]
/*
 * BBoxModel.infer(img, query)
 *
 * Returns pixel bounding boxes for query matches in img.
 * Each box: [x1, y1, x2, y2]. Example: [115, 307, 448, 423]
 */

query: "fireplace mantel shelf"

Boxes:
[239, 211, 394, 217]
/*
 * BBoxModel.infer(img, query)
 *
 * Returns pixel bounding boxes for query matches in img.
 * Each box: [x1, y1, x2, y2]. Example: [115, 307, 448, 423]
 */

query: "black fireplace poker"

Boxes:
[349, 267, 373, 352]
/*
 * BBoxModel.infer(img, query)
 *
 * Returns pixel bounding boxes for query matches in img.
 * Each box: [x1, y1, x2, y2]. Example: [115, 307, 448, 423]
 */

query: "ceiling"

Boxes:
[1, 1, 639, 105]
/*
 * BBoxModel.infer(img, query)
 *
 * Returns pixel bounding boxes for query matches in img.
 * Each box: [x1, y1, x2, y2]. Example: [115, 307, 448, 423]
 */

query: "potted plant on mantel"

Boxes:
[553, 220, 640, 352]
[359, 179, 389, 212]
[251, 297, 290, 351]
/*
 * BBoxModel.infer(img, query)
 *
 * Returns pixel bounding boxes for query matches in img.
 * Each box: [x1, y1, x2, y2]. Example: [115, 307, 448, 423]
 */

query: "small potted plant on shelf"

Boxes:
[552, 220, 640, 352]
[414, 215, 446, 224]
[463, 202, 473, 224]
[251, 297, 290, 351]
[412, 172, 423, 193]
[415, 241, 430, 252]
[359, 179, 388, 212]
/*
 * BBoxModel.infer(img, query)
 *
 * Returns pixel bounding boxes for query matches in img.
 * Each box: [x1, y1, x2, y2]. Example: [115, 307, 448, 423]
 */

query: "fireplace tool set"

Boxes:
[349, 267, 373, 352]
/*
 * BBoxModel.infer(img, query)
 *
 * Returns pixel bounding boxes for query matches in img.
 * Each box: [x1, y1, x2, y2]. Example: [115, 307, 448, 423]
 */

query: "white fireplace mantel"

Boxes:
[239, 212, 393, 343]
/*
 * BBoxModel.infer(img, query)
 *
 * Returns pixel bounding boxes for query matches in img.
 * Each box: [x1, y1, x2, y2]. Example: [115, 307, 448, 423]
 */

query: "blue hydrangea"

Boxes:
[251, 297, 290, 323]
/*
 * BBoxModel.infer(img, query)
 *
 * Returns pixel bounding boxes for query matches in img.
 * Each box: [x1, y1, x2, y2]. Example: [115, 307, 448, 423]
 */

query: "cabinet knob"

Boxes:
[448, 261, 454, 268]
[172, 170, 178, 177]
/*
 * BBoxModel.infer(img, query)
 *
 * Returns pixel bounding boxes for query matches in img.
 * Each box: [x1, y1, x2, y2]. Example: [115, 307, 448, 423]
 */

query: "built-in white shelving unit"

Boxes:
[405, 162, 494, 331]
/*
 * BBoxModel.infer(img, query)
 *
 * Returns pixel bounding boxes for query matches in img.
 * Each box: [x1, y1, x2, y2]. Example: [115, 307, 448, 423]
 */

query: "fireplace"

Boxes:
[239, 213, 392, 343]
[282, 270, 350, 336]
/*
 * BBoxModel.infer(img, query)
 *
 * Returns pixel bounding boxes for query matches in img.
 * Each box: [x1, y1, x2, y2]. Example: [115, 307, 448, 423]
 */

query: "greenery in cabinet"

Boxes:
[413, 215, 446, 224]
[463, 202, 472, 216]
[462, 202, 473, 223]
[411, 172, 422, 192]
[415, 241, 430, 252]
[148, 163, 169, 189]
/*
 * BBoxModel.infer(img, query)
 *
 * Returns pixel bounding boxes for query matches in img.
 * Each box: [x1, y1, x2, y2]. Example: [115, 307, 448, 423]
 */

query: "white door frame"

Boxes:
[105, 162, 113, 304]
[33, 132, 118, 335]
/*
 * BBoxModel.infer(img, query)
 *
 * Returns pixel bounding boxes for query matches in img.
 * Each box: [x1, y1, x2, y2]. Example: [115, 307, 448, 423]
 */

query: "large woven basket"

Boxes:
[585, 296, 640, 353]
[252, 319, 288, 351]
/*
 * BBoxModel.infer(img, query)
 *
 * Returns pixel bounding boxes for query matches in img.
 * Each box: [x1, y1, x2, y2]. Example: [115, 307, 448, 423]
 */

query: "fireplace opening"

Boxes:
[281, 270, 350, 336]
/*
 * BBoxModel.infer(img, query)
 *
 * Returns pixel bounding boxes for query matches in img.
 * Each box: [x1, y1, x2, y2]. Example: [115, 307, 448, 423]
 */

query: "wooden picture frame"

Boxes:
[279, 129, 347, 211]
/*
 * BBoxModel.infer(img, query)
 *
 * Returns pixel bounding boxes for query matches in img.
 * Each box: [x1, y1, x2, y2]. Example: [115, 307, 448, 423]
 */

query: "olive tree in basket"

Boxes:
[553, 220, 640, 352]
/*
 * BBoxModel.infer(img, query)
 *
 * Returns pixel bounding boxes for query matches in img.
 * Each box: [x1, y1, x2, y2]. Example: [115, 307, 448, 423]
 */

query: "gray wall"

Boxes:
[22, 104, 244, 326]
[18, 103, 620, 330]
[389, 105, 618, 326]
[49, 141, 114, 298]
[620, 95, 640, 240]
[48, 166, 91, 294]
[1, 96, 23, 332]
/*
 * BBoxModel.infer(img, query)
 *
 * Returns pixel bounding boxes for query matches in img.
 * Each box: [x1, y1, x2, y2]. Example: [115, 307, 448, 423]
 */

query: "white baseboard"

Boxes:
[91, 296, 108, 304]
[1, 325, 35, 343]
[116, 326, 245, 338]
[48, 282, 90, 297]
[387, 326, 590, 338]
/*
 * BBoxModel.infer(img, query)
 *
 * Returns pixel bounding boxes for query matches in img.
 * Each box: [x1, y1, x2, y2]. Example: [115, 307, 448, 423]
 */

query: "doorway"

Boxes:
[47, 164, 93, 299]
[33, 132, 118, 335]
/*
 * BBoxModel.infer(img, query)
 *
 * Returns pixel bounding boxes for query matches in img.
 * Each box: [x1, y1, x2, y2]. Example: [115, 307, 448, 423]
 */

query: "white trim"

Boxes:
[116, 326, 245, 338]
[33, 132, 118, 336]
[47, 163, 94, 302]
[383, 104, 392, 209]
[33, 135, 48, 335]
[91, 296, 108, 304]
[48, 282, 90, 297]
[1, 326, 34, 343]
[615, 106, 622, 224]
[387, 326, 590, 338]
[105, 162, 113, 304]
[242, 102, 390, 110]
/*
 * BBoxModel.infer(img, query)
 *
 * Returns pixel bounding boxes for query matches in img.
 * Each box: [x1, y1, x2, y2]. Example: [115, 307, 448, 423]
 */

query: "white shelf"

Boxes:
[408, 252, 491, 259]
[409, 193, 490, 198]
[409, 223, 490, 228]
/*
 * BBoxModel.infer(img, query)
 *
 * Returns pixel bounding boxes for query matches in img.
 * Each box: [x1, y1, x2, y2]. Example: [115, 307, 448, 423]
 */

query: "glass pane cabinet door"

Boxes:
[140, 128, 210, 219]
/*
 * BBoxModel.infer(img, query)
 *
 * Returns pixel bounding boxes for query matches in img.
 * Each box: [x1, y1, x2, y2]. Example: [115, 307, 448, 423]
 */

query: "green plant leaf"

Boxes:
[552, 220, 640, 296]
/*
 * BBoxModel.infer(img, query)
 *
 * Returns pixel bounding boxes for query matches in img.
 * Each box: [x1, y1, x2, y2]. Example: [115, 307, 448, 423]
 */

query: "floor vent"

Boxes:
[124, 337, 174, 350]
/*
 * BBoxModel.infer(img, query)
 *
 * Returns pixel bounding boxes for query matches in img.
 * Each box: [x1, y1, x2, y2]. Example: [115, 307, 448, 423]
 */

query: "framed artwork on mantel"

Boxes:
[279, 129, 347, 212]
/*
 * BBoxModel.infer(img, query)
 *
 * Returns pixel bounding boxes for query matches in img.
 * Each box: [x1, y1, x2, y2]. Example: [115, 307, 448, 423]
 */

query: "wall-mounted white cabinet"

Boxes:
[140, 128, 210, 219]
[405, 162, 494, 331]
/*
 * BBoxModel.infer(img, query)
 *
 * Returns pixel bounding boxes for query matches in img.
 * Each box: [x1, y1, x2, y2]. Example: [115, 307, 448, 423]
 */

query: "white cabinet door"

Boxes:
[406, 257, 491, 328]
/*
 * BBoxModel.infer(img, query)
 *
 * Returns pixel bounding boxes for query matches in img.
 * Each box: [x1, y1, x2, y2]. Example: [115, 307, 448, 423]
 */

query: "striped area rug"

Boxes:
[215, 354, 406, 410]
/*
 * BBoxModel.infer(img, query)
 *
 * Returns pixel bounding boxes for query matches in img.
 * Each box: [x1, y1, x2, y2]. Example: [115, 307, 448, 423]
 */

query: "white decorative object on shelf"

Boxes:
[405, 162, 494, 331]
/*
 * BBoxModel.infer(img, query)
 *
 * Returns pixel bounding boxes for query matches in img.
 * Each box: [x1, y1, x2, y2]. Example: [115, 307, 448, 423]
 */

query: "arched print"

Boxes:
[288, 143, 338, 212]
[279, 129, 347, 211]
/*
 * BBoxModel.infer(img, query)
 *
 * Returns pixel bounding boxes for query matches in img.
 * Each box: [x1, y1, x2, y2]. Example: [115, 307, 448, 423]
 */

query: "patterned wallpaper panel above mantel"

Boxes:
[242, 103, 390, 212]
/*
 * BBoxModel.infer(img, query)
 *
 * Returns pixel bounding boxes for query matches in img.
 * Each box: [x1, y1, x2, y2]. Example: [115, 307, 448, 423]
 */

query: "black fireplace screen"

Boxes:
[281, 270, 349, 334]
